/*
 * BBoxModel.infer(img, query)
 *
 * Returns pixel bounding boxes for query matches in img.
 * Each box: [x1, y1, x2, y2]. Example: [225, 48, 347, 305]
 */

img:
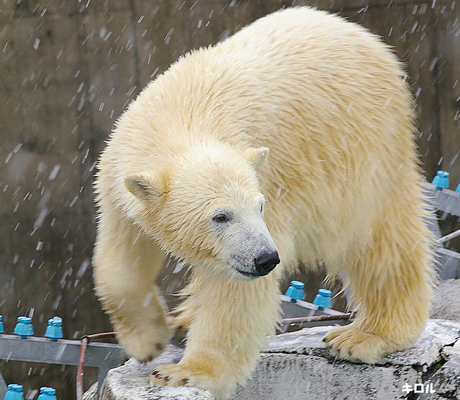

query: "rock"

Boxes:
[96, 319, 460, 400]
[82, 383, 98, 400]
[232, 320, 460, 400]
[381, 319, 460, 366]
[100, 346, 213, 400]
[431, 279, 460, 321]
[431, 355, 460, 398]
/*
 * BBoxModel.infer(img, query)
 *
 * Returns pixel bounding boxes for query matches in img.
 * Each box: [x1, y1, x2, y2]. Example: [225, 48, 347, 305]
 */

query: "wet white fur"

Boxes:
[93, 7, 434, 399]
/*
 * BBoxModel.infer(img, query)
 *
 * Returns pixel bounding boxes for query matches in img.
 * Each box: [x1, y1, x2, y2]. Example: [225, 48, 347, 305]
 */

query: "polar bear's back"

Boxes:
[127, 7, 413, 162]
[213, 7, 412, 145]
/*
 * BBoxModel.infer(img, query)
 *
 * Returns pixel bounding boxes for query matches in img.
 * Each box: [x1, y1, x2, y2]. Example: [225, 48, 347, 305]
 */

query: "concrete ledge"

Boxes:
[96, 319, 460, 400]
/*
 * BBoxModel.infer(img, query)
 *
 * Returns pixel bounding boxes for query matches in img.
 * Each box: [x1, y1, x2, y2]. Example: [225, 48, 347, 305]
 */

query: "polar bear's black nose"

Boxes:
[254, 251, 280, 276]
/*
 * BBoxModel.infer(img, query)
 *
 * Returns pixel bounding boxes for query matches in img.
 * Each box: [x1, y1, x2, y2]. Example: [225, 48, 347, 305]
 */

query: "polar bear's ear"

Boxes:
[125, 172, 165, 201]
[243, 147, 270, 172]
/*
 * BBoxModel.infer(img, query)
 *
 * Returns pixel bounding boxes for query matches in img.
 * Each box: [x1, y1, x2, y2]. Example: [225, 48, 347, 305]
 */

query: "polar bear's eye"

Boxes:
[260, 204, 264, 214]
[213, 213, 231, 224]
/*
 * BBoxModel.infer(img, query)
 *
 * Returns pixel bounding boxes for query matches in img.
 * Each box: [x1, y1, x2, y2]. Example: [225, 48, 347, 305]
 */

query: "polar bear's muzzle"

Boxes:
[233, 249, 280, 278]
[224, 217, 280, 279]
[254, 250, 280, 276]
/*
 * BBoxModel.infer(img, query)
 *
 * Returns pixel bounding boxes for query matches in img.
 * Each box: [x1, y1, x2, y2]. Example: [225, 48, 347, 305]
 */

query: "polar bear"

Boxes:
[93, 6, 435, 399]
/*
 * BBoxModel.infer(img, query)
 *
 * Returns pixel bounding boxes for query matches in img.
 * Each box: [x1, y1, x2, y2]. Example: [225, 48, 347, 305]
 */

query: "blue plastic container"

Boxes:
[0, 315, 4, 334]
[37, 387, 57, 400]
[45, 316, 63, 342]
[313, 289, 332, 310]
[13, 317, 34, 339]
[432, 170, 450, 190]
[4, 384, 24, 400]
[285, 281, 305, 303]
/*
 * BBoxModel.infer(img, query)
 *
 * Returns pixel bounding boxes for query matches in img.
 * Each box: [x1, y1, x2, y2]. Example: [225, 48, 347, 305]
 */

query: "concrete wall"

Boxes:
[0, 0, 459, 398]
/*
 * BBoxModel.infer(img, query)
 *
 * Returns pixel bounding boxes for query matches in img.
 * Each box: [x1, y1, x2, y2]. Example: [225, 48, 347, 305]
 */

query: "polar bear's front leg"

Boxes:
[324, 192, 434, 363]
[93, 215, 170, 362]
[323, 259, 433, 363]
[151, 273, 281, 399]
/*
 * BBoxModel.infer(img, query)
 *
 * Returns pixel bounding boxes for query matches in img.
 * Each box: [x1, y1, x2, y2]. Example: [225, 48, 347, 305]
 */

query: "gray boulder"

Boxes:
[97, 319, 460, 400]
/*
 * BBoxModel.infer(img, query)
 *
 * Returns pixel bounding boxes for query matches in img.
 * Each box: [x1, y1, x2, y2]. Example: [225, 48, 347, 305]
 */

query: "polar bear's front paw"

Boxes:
[323, 324, 395, 363]
[151, 364, 191, 387]
[151, 362, 231, 398]
[117, 320, 170, 362]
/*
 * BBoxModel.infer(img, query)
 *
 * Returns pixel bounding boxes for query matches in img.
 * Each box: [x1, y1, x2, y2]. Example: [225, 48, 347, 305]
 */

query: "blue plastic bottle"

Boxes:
[4, 384, 24, 400]
[13, 317, 34, 339]
[45, 317, 63, 342]
[432, 170, 449, 190]
[313, 289, 332, 310]
[37, 387, 57, 400]
[285, 281, 305, 303]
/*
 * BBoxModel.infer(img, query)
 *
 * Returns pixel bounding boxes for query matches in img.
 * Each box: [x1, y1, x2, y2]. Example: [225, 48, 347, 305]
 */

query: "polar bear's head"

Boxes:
[124, 143, 280, 281]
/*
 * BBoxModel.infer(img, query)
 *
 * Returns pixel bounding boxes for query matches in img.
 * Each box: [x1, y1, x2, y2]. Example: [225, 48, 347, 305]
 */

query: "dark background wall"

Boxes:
[0, 0, 459, 398]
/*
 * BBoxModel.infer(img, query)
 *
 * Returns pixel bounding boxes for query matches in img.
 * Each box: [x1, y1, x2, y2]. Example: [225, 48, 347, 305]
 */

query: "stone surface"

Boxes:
[232, 353, 418, 400]
[95, 319, 460, 400]
[431, 279, 460, 322]
[381, 319, 460, 366]
[83, 383, 98, 400]
[431, 355, 460, 398]
[100, 346, 213, 400]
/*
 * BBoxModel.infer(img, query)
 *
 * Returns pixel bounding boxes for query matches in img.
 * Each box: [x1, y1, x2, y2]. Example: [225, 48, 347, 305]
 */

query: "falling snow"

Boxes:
[0, 3, 459, 398]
